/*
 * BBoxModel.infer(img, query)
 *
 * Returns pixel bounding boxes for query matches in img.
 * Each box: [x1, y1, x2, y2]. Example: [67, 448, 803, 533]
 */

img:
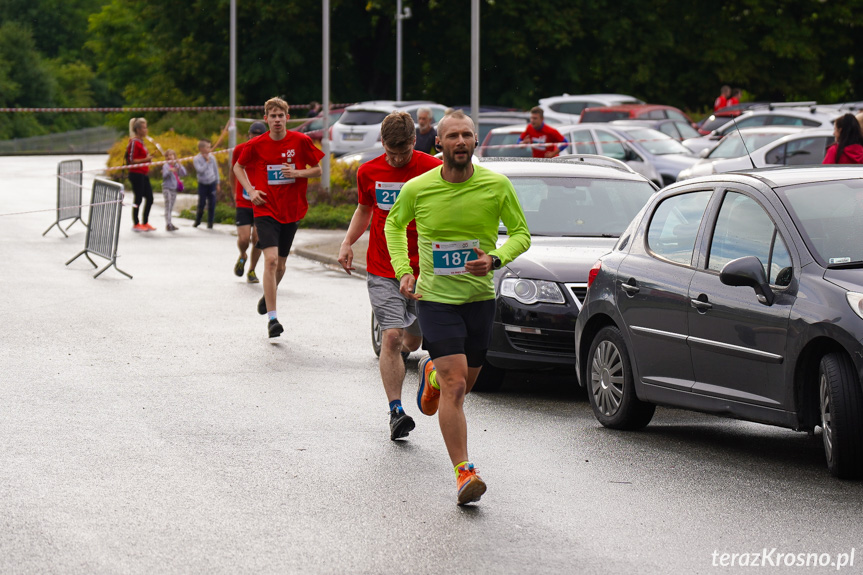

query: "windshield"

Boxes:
[708, 132, 787, 159]
[624, 128, 690, 155]
[778, 179, 863, 266]
[480, 132, 529, 157]
[339, 110, 388, 126]
[702, 116, 733, 133]
[508, 176, 655, 236]
[581, 110, 630, 122]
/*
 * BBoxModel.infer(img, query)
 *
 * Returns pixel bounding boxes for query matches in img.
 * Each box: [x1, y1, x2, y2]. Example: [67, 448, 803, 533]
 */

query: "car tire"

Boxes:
[818, 352, 863, 479]
[371, 311, 382, 358]
[471, 361, 505, 392]
[587, 326, 655, 430]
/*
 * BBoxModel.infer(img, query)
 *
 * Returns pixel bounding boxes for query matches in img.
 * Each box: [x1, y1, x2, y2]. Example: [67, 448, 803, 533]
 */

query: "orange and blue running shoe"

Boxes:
[456, 462, 487, 505]
[417, 356, 439, 415]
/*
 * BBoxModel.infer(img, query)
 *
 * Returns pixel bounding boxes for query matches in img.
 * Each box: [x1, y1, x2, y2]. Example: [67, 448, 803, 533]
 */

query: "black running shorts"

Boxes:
[235, 207, 254, 227]
[416, 299, 495, 367]
[254, 216, 299, 257]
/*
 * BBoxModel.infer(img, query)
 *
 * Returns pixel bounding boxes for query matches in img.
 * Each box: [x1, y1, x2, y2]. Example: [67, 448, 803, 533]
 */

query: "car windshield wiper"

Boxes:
[826, 261, 863, 269]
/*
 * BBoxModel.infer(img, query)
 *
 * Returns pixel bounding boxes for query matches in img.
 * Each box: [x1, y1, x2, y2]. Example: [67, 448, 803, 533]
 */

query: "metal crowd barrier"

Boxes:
[66, 177, 132, 279]
[43, 159, 86, 237]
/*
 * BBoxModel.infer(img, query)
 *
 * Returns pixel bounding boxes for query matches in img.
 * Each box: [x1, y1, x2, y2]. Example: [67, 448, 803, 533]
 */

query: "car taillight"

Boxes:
[587, 260, 602, 288]
[328, 126, 333, 139]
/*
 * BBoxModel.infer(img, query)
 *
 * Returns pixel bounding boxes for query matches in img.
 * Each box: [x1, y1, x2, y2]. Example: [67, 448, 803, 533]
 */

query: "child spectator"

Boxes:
[161, 149, 186, 231]
[193, 139, 221, 228]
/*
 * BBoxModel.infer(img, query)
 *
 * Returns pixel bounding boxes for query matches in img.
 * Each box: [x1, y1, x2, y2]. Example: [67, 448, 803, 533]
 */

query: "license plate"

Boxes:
[343, 133, 364, 141]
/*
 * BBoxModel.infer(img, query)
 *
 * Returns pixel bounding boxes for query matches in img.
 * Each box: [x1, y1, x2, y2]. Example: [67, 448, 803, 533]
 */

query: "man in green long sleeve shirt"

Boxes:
[384, 110, 530, 505]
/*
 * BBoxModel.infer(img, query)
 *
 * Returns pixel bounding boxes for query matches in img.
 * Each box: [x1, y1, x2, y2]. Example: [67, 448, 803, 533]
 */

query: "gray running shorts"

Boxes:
[367, 273, 421, 336]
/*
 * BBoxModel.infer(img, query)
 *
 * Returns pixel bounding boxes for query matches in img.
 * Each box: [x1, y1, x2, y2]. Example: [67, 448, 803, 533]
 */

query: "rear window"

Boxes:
[701, 116, 733, 133]
[479, 132, 529, 157]
[339, 110, 388, 126]
[581, 111, 631, 123]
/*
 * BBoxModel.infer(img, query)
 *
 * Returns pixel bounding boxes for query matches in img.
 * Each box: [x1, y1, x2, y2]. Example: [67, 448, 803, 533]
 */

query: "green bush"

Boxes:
[178, 201, 354, 229]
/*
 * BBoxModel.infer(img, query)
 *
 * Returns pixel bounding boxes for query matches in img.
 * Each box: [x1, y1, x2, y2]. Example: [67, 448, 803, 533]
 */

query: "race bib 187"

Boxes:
[432, 240, 479, 276]
[375, 181, 404, 211]
[267, 164, 294, 185]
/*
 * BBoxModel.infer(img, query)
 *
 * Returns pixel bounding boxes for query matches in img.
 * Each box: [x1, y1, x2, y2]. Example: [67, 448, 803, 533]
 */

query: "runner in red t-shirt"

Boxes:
[231, 121, 268, 284]
[518, 107, 567, 158]
[233, 97, 326, 338]
[126, 117, 155, 231]
[337, 111, 442, 440]
[714, 85, 731, 111]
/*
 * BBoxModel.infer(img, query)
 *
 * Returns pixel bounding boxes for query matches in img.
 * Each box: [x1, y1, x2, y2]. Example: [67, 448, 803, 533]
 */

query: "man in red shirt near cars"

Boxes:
[231, 121, 268, 283]
[337, 111, 442, 441]
[233, 97, 326, 338]
[518, 107, 567, 158]
[714, 85, 732, 111]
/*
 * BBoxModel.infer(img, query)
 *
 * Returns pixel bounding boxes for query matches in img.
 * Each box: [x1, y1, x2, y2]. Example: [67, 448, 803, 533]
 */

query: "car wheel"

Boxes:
[587, 326, 655, 430]
[371, 311, 382, 357]
[818, 352, 863, 479]
[471, 362, 505, 392]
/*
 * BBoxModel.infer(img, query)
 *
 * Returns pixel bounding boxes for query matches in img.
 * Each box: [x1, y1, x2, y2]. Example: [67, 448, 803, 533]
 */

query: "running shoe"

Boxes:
[456, 462, 487, 505]
[268, 318, 283, 338]
[234, 256, 246, 277]
[417, 357, 439, 416]
[247, 270, 260, 283]
[132, 224, 146, 232]
[389, 407, 415, 441]
[257, 295, 267, 315]
[142, 223, 156, 231]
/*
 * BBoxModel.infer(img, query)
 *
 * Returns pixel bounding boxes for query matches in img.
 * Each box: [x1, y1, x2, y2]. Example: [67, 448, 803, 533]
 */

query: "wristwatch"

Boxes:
[491, 255, 502, 270]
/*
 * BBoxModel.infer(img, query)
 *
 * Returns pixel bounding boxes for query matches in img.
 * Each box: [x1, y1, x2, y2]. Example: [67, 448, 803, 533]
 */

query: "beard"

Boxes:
[443, 146, 472, 169]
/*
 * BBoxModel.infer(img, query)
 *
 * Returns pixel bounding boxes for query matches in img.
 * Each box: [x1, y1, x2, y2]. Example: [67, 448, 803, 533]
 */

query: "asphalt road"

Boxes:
[2, 155, 863, 574]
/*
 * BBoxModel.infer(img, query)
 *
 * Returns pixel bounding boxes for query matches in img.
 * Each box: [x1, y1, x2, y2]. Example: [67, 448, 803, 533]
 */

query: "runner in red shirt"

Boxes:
[231, 121, 268, 284]
[518, 107, 567, 158]
[233, 97, 326, 338]
[126, 117, 155, 231]
[337, 111, 442, 440]
[714, 85, 731, 111]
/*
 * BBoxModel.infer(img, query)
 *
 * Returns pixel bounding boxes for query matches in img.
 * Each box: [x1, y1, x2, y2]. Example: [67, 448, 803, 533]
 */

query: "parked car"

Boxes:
[575, 165, 863, 479]
[579, 104, 696, 128]
[538, 94, 644, 124]
[330, 100, 448, 155]
[558, 123, 697, 186]
[476, 124, 532, 158]
[618, 118, 701, 142]
[677, 126, 808, 180]
[476, 111, 532, 146]
[683, 105, 837, 155]
[469, 156, 657, 390]
[696, 102, 769, 135]
[291, 108, 346, 142]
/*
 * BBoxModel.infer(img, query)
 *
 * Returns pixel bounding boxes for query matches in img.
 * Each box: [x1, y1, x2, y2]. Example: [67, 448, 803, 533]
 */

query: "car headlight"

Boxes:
[500, 278, 565, 305]
[846, 292, 863, 320]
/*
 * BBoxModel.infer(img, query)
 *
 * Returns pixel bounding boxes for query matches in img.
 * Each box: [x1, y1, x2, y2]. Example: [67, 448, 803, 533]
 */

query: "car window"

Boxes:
[508, 176, 655, 236]
[339, 110, 388, 126]
[658, 123, 679, 138]
[581, 111, 630, 122]
[784, 136, 831, 165]
[667, 110, 689, 122]
[729, 115, 770, 131]
[708, 132, 788, 159]
[707, 192, 791, 285]
[432, 108, 446, 122]
[778, 180, 863, 266]
[768, 115, 806, 126]
[625, 128, 690, 155]
[647, 191, 712, 265]
[703, 116, 733, 133]
[597, 130, 626, 160]
[675, 122, 700, 139]
[570, 129, 597, 154]
[765, 144, 786, 165]
[551, 102, 590, 115]
[645, 110, 665, 119]
[481, 132, 529, 157]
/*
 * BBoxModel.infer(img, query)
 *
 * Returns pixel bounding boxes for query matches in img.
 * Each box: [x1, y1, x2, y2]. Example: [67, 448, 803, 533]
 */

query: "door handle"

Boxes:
[621, 282, 639, 295]
[690, 298, 712, 311]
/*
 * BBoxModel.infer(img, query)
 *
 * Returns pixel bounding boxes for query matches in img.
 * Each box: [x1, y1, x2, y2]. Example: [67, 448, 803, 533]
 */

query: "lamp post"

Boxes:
[396, 1, 412, 101]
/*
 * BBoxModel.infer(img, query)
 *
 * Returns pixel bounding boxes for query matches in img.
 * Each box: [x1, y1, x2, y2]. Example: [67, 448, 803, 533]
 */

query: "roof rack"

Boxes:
[745, 101, 818, 112]
[549, 154, 637, 173]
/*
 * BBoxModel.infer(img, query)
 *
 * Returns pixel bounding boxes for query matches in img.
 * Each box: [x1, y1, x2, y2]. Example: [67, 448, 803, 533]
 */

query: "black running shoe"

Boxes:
[257, 296, 267, 315]
[268, 318, 283, 338]
[389, 407, 415, 441]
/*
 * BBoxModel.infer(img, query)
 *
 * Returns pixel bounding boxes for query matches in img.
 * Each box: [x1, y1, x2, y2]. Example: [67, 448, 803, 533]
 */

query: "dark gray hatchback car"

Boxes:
[574, 166, 863, 478]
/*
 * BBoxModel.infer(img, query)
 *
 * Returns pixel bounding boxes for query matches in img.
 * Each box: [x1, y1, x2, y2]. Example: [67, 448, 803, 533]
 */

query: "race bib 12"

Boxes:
[432, 240, 479, 275]
[267, 164, 294, 185]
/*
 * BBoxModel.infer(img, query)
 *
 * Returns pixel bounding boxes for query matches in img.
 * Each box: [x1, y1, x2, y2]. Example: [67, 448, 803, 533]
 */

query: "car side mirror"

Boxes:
[720, 256, 775, 305]
[624, 147, 640, 162]
[699, 148, 710, 159]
